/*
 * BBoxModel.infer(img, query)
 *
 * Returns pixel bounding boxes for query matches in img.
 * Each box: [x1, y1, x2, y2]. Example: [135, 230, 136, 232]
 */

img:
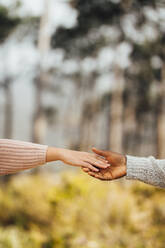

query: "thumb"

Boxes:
[92, 147, 108, 157]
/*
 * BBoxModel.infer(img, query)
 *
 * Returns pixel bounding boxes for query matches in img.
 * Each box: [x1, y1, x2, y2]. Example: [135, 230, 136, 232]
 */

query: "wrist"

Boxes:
[46, 147, 64, 162]
[56, 148, 65, 162]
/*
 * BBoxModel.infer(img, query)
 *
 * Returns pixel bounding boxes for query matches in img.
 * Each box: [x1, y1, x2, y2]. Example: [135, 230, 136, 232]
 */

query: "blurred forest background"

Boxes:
[0, 0, 165, 247]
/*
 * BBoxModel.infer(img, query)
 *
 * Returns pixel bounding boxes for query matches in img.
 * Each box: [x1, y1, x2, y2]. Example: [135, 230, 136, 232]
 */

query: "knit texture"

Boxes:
[126, 155, 165, 188]
[0, 139, 48, 175]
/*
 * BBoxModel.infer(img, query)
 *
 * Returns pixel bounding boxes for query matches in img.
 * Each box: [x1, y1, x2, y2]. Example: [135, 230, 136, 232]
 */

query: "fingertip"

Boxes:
[90, 165, 99, 172]
[98, 163, 110, 169]
[92, 147, 97, 153]
[82, 167, 90, 172]
[92, 147, 105, 157]
[88, 172, 95, 176]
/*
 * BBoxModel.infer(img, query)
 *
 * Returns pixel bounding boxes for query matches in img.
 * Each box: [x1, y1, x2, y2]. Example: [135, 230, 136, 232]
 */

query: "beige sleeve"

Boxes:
[0, 139, 48, 175]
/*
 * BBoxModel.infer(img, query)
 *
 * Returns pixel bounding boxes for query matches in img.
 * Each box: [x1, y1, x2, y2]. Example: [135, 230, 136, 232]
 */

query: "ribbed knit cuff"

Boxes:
[0, 139, 48, 175]
[126, 155, 165, 188]
[126, 155, 151, 181]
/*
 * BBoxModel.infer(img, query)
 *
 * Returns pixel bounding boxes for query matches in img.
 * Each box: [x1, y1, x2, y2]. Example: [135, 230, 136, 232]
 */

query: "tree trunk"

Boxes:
[32, 74, 47, 144]
[32, 0, 51, 144]
[157, 65, 165, 158]
[109, 68, 124, 153]
[32, 0, 51, 174]
[3, 78, 13, 139]
[1, 78, 13, 182]
[77, 77, 97, 151]
[123, 84, 137, 155]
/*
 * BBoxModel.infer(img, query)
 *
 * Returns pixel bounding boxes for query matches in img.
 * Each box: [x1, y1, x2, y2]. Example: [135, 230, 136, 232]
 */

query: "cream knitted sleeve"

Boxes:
[126, 155, 165, 188]
[0, 139, 48, 175]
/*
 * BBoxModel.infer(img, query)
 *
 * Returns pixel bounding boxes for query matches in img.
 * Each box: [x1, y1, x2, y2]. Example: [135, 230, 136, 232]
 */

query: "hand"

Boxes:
[46, 147, 110, 172]
[82, 148, 127, 180]
[60, 149, 110, 172]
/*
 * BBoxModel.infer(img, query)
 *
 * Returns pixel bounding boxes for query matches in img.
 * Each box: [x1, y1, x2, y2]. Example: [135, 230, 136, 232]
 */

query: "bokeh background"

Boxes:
[0, 0, 165, 247]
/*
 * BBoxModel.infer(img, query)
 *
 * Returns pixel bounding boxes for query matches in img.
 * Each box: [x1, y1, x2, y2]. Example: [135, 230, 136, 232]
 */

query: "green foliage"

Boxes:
[52, 0, 159, 57]
[52, 0, 124, 57]
[51, 0, 165, 124]
[0, 172, 164, 248]
[0, 5, 20, 43]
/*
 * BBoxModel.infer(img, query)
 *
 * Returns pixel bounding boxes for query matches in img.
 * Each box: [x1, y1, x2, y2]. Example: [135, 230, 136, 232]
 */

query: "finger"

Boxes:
[86, 158, 109, 169]
[95, 155, 109, 164]
[88, 172, 106, 181]
[88, 171, 100, 177]
[81, 162, 99, 172]
[81, 167, 90, 172]
[92, 147, 108, 157]
[88, 174, 99, 180]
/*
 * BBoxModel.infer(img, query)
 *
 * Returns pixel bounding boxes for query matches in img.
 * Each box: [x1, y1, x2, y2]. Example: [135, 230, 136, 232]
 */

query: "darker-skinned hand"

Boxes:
[82, 148, 127, 181]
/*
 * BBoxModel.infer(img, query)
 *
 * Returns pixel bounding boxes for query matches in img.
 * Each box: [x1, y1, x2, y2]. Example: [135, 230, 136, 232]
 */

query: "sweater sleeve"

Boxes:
[126, 155, 165, 188]
[0, 139, 48, 175]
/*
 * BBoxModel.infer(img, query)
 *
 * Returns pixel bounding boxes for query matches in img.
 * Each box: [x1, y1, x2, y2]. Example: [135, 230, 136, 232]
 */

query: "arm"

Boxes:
[0, 139, 109, 175]
[0, 139, 48, 175]
[82, 148, 165, 189]
[126, 155, 165, 188]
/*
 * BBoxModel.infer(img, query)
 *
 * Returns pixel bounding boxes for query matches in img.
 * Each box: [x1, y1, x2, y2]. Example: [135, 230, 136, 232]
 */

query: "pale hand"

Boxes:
[82, 148, 127, 180]
[46, 147, 109, 172]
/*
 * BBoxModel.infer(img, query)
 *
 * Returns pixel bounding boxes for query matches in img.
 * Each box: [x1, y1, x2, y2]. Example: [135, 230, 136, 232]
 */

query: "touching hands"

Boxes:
[46, 146, 126, 176]
[60, 149, 110, 172]
[82, 148, 127, 180]
[46, 147, 110, 172]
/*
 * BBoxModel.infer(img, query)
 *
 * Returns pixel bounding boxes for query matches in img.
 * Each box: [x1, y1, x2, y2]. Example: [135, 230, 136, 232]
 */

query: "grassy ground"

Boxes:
[0, 171, 164, 248]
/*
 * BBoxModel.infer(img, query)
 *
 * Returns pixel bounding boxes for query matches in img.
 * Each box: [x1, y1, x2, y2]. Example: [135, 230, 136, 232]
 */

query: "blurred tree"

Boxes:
[110, 67, 124, 153]
[0, 4, 20, 139]
[0, 4, 21, 181]
[52, 0, 124, 58]
[1, 0, 164, 157]
[51, 0, 165, 155]
[3, 77, 13, 139]
[52, 0, 127, 151]
[32, 0, 52, 145]
[0, 5, 20, 43]
[157, 65, 165, 158]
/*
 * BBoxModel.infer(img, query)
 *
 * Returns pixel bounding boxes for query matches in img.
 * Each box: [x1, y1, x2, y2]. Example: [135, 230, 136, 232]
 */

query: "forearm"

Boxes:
[126, 155, 165, 188]
[46, 147, 65, 162]
[0, 139, 48, 175]
[0, 140, 106, 175]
